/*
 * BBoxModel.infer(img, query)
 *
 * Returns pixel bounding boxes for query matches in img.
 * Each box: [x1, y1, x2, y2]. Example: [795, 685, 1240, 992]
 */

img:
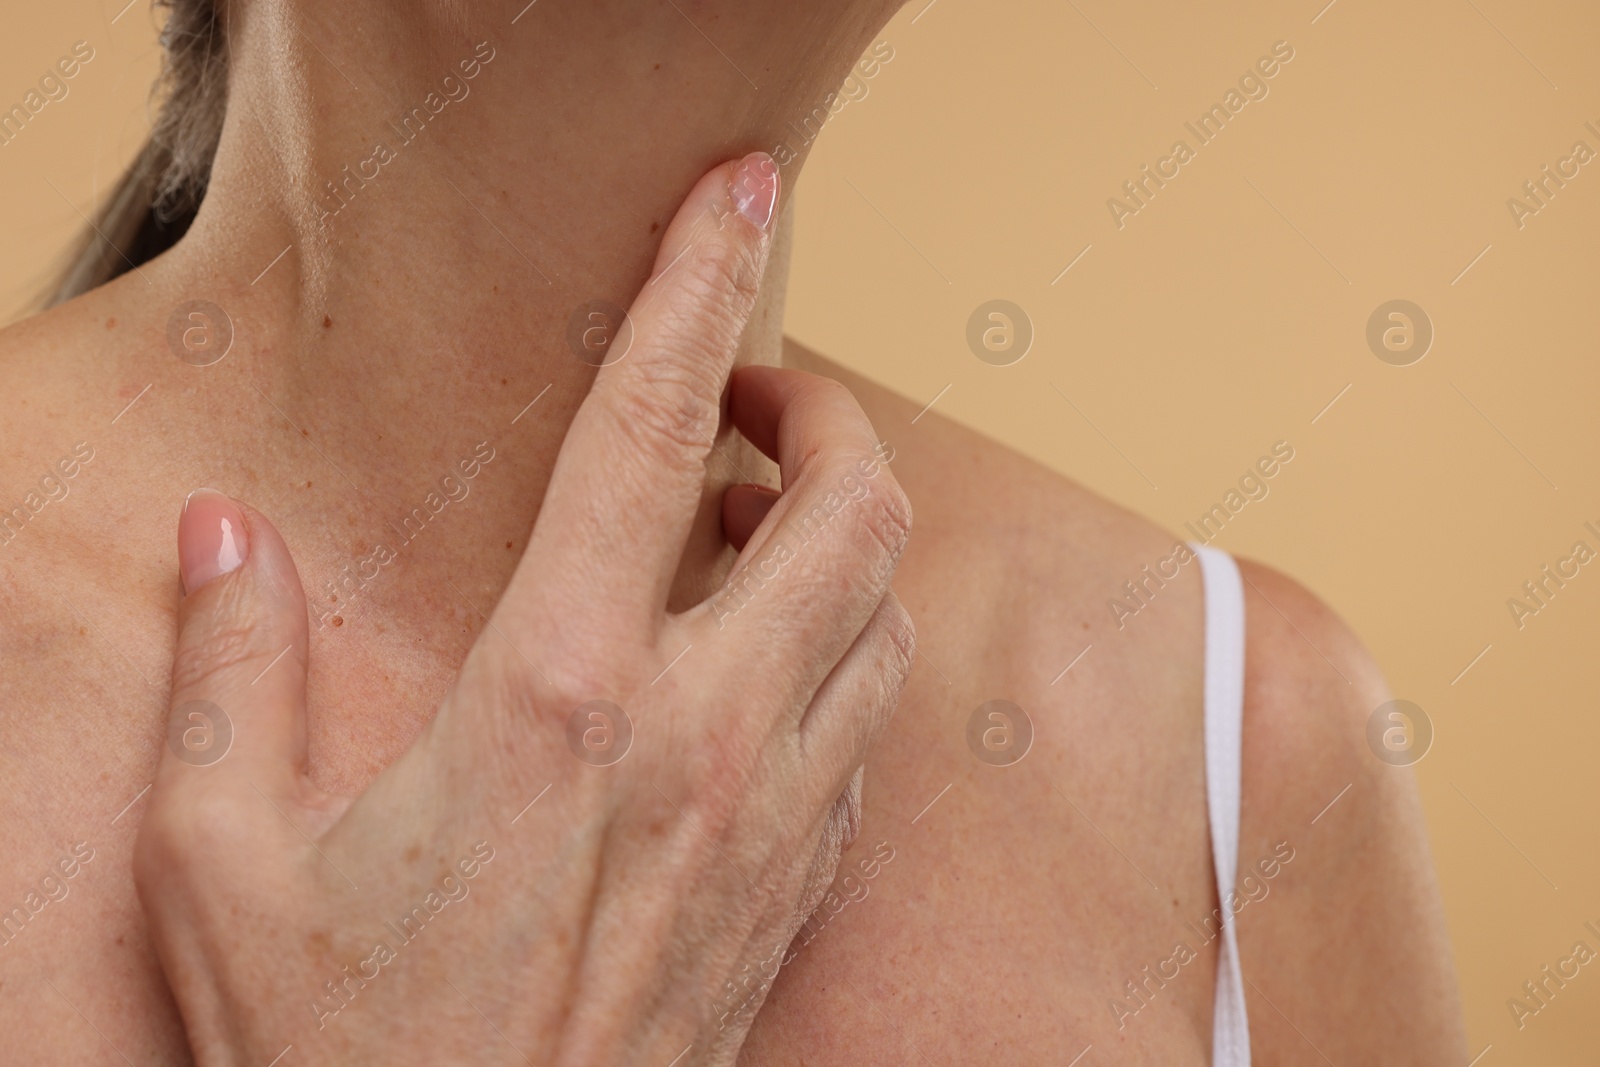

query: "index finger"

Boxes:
[500, 153, 780, 638]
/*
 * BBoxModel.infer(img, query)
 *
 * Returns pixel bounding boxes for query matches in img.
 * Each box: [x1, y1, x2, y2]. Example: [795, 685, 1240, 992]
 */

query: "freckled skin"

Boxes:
[0, 206, 1463, 1067]
[0, 0, 1462, 1061]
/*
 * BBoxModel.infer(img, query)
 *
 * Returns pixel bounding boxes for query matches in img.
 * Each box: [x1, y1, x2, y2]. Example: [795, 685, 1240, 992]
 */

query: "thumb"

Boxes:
[159, 489, 310, 800]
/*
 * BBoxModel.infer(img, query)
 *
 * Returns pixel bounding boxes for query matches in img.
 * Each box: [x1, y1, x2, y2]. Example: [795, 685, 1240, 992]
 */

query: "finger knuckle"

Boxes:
[469, 640, 634, 735]
[638, 239, 760, 375]
[679, 234, 764, 319]
[803, 375, 856, 409]
[857, 478, 913, 568]
[531, 656, 613, 720]
[605, 367, 720, 463]
[134, 787, 249, 897]
[170, 618, 281, 697]
[453, 643, 560, 731]
[676, 733, 771, 846]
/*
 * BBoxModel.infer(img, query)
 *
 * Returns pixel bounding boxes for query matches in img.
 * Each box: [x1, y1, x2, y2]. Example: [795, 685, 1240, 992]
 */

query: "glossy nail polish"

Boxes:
[732, 152, 780, 230]
[179, 489, 249, 594]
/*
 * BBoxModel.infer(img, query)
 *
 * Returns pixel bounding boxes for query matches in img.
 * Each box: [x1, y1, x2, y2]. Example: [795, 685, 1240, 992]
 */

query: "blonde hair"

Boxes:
[51, 0, 228, 304]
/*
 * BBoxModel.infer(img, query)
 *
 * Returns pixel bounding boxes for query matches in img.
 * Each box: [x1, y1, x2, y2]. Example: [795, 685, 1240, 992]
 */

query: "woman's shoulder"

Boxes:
[783, 338, 1209, 683]
[780, 338, 1466, 1060]
[0, 278, 160, 449]
[0, 285, 151, 577]
[782, 337, 1401, 712]
[0, 283, 174, 747]
[782, 340, 1190, 580]
[1227, 557, 1466, 1057]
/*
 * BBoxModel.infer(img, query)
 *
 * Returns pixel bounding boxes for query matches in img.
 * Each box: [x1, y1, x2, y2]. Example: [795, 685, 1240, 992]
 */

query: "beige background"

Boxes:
[5, 0, 1598, 1060]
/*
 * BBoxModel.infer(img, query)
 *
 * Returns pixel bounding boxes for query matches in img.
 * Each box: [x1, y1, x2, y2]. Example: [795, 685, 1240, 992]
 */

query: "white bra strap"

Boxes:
[1191, 543, 1251, 1067]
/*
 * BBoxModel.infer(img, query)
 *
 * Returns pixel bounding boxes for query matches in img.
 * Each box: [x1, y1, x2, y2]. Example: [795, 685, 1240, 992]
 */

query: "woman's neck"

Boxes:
[133, 0, 896, 609]
[178, 0, 894, 411]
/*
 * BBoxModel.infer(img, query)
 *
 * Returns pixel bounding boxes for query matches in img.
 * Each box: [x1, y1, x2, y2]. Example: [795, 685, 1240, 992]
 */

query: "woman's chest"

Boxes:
[2, 522, 1225, 1065]
[0, 565, 473, 1062]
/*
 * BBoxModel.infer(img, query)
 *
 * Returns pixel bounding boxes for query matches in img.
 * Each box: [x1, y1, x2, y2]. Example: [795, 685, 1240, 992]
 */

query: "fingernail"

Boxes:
[731, 152, 779, 231]
[179, 489, 249, 594]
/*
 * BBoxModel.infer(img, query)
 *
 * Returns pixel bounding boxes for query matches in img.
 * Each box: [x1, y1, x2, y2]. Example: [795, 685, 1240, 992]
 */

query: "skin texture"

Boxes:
[137, 157, 917, 1067]
[0, 0, 1465, 1062]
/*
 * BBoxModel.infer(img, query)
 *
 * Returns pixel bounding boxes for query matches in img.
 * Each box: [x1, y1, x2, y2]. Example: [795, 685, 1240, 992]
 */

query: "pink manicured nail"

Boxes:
[179, 489, 249, 594]
[731, 153, 779, 230]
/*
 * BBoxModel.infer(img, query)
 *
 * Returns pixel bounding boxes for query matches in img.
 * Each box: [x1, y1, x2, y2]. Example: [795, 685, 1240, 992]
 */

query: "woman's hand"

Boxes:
[135, 153, 914, 1067]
